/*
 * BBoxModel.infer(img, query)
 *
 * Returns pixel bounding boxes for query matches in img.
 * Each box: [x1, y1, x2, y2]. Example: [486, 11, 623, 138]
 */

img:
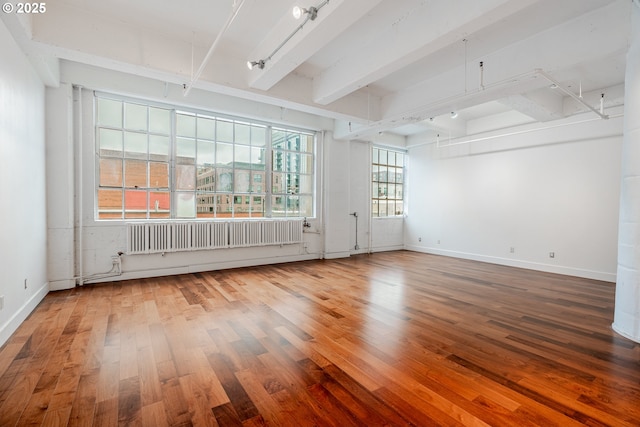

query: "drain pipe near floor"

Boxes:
[351, 212, 359, 251]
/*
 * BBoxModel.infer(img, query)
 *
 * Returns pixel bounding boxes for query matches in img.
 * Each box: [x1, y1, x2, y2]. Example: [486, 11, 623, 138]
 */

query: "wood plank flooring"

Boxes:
[0, 251, 638, 426]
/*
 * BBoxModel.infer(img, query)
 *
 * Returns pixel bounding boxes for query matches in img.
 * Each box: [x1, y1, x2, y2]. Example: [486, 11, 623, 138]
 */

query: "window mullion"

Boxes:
[265, 126, 273, 217]
[170, 109, 177, 219]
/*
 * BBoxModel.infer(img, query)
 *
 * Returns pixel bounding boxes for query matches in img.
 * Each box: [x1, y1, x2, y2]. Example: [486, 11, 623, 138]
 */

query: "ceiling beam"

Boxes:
[247, 0, 384, 91]
[312, 0, 539, 105]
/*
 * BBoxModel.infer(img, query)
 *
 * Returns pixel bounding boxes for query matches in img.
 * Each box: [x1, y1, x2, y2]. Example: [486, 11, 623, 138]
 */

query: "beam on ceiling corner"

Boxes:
[311, 0, 538, 105]
[248, 0, 384, 92]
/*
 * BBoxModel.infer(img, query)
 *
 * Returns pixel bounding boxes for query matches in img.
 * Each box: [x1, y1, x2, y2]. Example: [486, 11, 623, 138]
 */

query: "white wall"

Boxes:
[405, 111, 624, 282]
[0, 20, 49, 345]
[44, 62, 348, 285]
[47, 83, 75, 290]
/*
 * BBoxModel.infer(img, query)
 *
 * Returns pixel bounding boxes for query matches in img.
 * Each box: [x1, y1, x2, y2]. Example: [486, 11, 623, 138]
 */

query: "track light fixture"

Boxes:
[293, 6, 318, 20]
[246, 60, 265, 70]
[247, 1, 329, 72]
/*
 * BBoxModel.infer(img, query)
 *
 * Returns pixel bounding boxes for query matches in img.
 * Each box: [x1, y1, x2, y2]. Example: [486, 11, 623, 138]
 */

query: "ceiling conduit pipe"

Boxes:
[183, 0, 246, 97]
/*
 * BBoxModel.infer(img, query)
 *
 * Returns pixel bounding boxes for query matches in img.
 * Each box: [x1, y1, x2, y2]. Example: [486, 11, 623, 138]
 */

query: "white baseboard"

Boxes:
[371, 244, 405, 253]
[405, 245, 616, 283]
[84, 253, 321, 284]
[0, 282, 49, 347]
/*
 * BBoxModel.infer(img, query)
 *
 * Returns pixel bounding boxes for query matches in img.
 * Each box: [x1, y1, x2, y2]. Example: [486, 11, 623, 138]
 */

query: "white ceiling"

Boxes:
[2, 0, 632, 141]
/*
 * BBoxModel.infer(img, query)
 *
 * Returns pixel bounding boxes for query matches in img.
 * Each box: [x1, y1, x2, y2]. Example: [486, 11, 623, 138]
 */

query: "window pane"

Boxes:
[287, 133, 300, 151]
[176, 113, 196, 137]
[216, 169, 233, 192]
[251, 147, 265, 169]
[372, 148, 379, 164]
[197, 167, 215, 191]
[197, 116, 215, 140]
[124, 132, 147, 159]
[99, 129, 123, 157]
[299, 195, 313, 217]
[234, 170, 251, 193]
[235, 145, 251, 164]
[299, 154, 313, 174]
[97, 98, 122, 127]
[124, 191, 147, 217]
[387, 151, 396, 167]
[149, 107, 170, 135]
[176, 165, 195, 190]
[125, 103, 147, 131]
[217, 142, 233, 166]
[272, 196, 285, 217]
[149, 135, 169, 161]
[388, 184, 396, 200]
[99, 158, 122, 187]
[149, 162, 169, 188]
[98, 189, 123, 219]
[286, 153, 300, 173]
[217, 120, 233, 143]
[234, 195, 248, 217]
[286, 195, 300, 216]
[150, 191, 170, 219]
[272, 129, 285, 149]
[378, 183, 388, 198]
[235, 123, 250, 145]
[300, 134, 314, 153]
[371, 200, 379, 217]
[272, 172, 285, 193]
[395, 201, 404, 216]
[379, 166, 388, 182]
[124, 189, 147, 219]
[251, 126, 266, 146]
[124, 160, 147, 188]
[250, 195, 265, 217]
[176, 192, 195, 218]
[379, 201, 388, 216]
[176, 137, 195, 164]
[395, 168, 403, 183]
[299, 175, 313, 194]
[196, 192, 215, 218]
[272, 150, 285, 172]
[197, 140, 215, 165]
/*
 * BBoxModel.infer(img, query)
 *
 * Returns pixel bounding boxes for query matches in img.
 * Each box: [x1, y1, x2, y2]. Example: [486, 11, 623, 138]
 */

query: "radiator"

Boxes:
[126, 220, 303, 254]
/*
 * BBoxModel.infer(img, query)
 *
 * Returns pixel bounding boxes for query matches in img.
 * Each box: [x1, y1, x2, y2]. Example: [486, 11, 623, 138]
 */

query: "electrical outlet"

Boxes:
[418, 237, 422, 242]
[549, 252, 555, 258]
[437, 240, 441, 244]
[24, 278, 27, 289]
[510, 247, 515, 253]
[0, 295, 4, 310]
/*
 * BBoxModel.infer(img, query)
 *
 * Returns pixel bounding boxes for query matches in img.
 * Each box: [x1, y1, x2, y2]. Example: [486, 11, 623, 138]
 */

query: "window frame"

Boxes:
[94, 92, 316, 221]
[371, 146, 406, 218]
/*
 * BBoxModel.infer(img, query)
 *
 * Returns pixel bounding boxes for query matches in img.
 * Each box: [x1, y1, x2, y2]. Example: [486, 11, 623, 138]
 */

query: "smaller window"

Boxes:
[372, 147, 405, 217]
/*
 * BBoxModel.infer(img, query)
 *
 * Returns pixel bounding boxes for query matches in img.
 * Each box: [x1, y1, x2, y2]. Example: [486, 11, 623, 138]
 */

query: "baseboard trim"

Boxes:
[0, 282, 49, 347]
[84, 253, 321, 284]
[405, 246, 616, 282]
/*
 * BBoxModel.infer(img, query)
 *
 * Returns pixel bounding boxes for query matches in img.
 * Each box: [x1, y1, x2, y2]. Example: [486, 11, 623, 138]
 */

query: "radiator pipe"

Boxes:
[351, 212, 359, 250]
[76, 85, 83, 286]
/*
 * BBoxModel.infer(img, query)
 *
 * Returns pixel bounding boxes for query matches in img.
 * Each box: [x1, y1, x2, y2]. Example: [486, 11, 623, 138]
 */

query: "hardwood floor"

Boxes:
[0, 251, 638, 426]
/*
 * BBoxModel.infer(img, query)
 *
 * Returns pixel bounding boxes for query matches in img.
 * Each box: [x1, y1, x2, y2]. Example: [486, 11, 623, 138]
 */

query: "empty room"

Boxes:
[1, 0, 639, 425]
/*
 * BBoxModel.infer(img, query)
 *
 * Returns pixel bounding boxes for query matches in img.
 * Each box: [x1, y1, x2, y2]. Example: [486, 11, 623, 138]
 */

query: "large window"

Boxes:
[95, 94, 315, 220]
[372, 147, 405, 217]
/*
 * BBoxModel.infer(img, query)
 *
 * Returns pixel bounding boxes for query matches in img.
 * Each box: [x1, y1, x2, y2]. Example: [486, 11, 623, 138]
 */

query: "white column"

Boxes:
[613, 0, 640, 343]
